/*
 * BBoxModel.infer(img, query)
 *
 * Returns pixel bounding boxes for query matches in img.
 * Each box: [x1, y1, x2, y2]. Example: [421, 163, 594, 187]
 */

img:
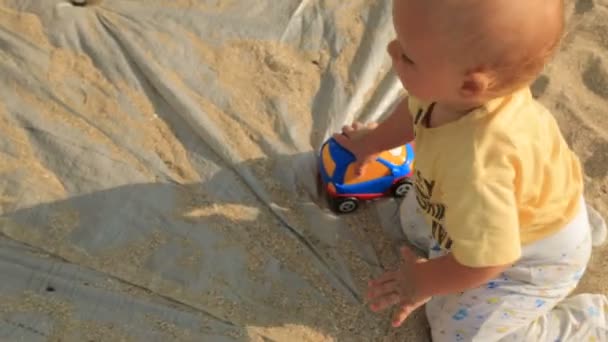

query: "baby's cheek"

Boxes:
[387, 40, 401, 60]
[408, 76, 440, 100]
[397, 69, 421, 94]
[392, 65, 412, 88]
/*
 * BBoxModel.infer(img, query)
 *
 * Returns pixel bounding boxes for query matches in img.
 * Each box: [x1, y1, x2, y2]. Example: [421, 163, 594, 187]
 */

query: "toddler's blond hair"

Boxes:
[437, 0, 565, 96]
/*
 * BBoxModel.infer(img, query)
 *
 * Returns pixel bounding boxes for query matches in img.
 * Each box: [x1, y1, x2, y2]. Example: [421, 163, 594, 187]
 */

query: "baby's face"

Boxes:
[389, 0, 465, 104]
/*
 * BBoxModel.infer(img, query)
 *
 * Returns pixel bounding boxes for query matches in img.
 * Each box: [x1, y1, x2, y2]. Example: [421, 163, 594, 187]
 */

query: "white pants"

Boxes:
[399, 192, 608, 342]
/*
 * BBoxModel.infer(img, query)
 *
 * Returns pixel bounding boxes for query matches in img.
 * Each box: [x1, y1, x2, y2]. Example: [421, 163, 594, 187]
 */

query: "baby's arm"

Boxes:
[335, 97, 414, 158]
[367, 249, 511, 327]
[414, 254, 510, 298]
[358, 97, 415, 155]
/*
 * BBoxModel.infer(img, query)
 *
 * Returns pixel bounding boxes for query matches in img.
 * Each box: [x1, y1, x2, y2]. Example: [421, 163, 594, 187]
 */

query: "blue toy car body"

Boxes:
[318, 137, 415, 213]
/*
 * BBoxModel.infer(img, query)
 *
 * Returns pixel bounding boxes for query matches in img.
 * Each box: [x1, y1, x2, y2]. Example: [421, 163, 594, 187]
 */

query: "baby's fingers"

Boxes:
[366, 279, 398, 301]
[392, 296, 430, 327]
[368, 270, 397, 287]
[354, 161, 367, 177]
[400, 246, 416, 260]
[340, 121, 363, 136]
[333, 132, 353, 149]
[355, 155, 378, 176]
[341, 125, 354, 135]
[368, 292, 401, 312]
[391, 304, 415, 327]
[352, 121, 364, 130]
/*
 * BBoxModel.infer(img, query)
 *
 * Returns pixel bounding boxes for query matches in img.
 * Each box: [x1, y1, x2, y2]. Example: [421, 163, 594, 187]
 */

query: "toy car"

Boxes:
[318, 137, 415, 214]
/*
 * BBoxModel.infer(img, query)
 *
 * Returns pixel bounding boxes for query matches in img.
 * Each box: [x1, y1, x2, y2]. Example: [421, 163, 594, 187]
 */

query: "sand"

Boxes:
[0, 0, 605, 341]
[545, 0, 608, 298]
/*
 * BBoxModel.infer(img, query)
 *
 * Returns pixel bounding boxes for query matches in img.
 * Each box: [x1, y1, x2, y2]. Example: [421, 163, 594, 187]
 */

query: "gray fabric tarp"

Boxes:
[0, 1, 429, 340]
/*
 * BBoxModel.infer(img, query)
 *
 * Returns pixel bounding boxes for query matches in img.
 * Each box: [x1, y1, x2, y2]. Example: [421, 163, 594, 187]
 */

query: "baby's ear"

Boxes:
[459, 71, 492, 99]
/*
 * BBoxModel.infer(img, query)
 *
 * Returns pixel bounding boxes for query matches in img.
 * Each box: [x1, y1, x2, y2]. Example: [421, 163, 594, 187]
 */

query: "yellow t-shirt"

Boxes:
[408, 88, 583, 267]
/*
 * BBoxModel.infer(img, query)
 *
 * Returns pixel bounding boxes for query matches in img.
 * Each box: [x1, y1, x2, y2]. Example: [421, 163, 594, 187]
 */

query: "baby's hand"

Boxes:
[366, 247, 431, 327]
[332, 121, 379, 176]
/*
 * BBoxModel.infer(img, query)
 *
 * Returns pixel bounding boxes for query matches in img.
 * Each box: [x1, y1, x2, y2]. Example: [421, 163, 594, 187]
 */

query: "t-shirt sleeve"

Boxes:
[442, 169, 522, 268]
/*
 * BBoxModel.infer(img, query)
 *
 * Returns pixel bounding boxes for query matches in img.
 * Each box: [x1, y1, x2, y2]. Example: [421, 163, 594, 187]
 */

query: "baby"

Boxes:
[335, 0, 608, 341]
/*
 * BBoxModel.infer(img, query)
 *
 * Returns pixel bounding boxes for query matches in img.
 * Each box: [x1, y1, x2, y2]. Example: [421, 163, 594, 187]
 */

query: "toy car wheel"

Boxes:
[392, 179, 413, 198]
[333, 197, 359, 214]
